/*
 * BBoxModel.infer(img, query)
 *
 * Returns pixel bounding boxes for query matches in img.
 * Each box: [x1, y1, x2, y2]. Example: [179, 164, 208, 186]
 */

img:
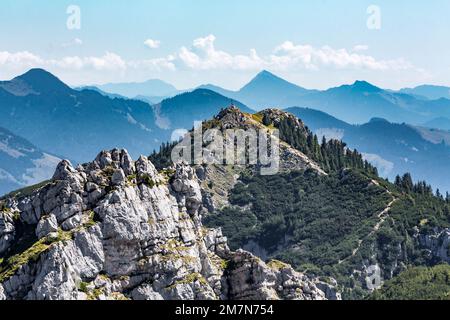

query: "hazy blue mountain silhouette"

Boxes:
[155, 89, 252, 130]
[399, 85, 450, 100]
[0, 69, 252, 164]
[0, 126, 61, 196]
[0, 69, 164, 163]
[201, 71, 450, 126]
[97, 79, 179, 98]
[423, 117, 450, 131]
[74, 85, 131, 100]
[286, 81, 450, 124]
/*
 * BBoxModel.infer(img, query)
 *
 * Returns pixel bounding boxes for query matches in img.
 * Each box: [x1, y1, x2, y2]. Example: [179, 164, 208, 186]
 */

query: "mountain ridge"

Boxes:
[286, 106, 450, 192]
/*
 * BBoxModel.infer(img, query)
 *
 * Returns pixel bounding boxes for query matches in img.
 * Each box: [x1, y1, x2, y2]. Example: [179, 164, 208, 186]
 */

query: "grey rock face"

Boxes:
[0, 284, 5, 300]
[0, 149, 338, 300]
[0, 211, 15, 255]
[417, 228, 450, 263]
[36, 214, 58, 239]
[111, 169, 126, 186]
[314, 281, 342, 300]
[223, 250, 326, 300]
[131, 283, 164, 300]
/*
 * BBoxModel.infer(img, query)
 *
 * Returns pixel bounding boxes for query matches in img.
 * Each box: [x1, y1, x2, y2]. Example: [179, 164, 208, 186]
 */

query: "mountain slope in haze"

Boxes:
[0, 69, 254, 169]
[197, 84, 236, 98]
[286, 107, 450, 192]
[290, 81, 449, 125]
[301, 81, 450, 126]
[0, 69, 164, 164]
[414, 125, 450, 146]
[75, 86, 169, 105]
[399, 85, 450, 100]
[154, 89, 253, 130]
[97, 79, 179, 98]
[0, 127, 60, 196]
[423, 117, 450, 131]
[73, 86, 129, 100]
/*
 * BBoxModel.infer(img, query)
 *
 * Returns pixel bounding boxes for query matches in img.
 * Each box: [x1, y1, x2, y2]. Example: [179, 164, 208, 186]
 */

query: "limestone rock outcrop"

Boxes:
[0, 149, 338, 300]
[417, 228, 450, 263]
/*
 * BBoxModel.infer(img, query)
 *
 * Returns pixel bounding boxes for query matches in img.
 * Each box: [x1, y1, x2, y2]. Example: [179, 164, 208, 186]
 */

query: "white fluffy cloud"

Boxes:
[272, 41, 413, 71]
[0, 51, 173, 74]
[0, 34, 419, 86]
[129, 55, 176, 71]
[0, 51, 44, 68]
[177, 35, 413, 72]
[144, 39, 161, 49]
[178, 34, 264, 71]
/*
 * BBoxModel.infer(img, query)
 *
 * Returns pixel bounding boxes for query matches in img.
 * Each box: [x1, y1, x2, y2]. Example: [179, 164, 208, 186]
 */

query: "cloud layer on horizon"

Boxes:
[0, 34, 426, 87]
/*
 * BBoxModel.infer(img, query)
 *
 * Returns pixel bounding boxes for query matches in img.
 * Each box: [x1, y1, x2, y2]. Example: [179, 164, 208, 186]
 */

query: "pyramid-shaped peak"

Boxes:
[14, 68, 71, 93]
[253, 70, 284, 81]
[351, 80, 382, 92]
[241, 70, 308, 94]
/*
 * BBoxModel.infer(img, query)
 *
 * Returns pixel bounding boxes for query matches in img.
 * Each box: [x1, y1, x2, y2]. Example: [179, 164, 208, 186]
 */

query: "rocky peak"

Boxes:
[258, 108, 308, 132]
[212, 105, 250, 129]
[0, 149, 339, 300]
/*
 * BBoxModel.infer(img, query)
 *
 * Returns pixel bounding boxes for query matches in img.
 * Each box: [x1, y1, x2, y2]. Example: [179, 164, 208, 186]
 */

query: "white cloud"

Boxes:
[49, 52, 127, 71]
[129, 55, 176, 71]
[272, 41, 412, 71]
[0, 37, 415, 74]
[176, 35, 414, 72]
[0, 51, 173, 74]
[178, 34, 264, 71]
[353, 44, 369, 52]
[62, 38, 83, 48]
[0, 35, 421, 86]
[144, 39, 161, 49]
[0, 51, 43, 68]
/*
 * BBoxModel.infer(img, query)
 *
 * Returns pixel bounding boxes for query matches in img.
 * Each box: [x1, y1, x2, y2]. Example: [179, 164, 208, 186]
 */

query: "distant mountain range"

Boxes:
[286, 107, 450, 192]
[0, 69, 164, 164]
[95, 79, 180, 99]
[0, 126, 60, 195]
[199, 70, 450, 128]
[423, 117, 450, 131]
[398, 85, 450, 100]
[82, 70, 450, 130]
[2, 68, 450, 195]
[0, 69, 253, 196]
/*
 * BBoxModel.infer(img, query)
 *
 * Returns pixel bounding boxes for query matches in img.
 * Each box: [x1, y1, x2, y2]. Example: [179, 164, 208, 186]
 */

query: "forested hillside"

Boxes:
[149, 107, 450, 299]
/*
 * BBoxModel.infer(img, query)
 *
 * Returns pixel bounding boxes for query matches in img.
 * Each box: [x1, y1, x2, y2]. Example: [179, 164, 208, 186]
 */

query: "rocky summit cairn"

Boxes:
[0, 149, 340, 300]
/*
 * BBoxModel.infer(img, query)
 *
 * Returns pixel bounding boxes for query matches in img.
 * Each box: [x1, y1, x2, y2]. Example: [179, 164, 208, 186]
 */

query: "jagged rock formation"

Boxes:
[0, 149, 339, 300]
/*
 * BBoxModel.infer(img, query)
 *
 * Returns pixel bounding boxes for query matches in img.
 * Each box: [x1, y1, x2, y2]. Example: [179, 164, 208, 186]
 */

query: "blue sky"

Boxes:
[1, 0, 449, 89]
